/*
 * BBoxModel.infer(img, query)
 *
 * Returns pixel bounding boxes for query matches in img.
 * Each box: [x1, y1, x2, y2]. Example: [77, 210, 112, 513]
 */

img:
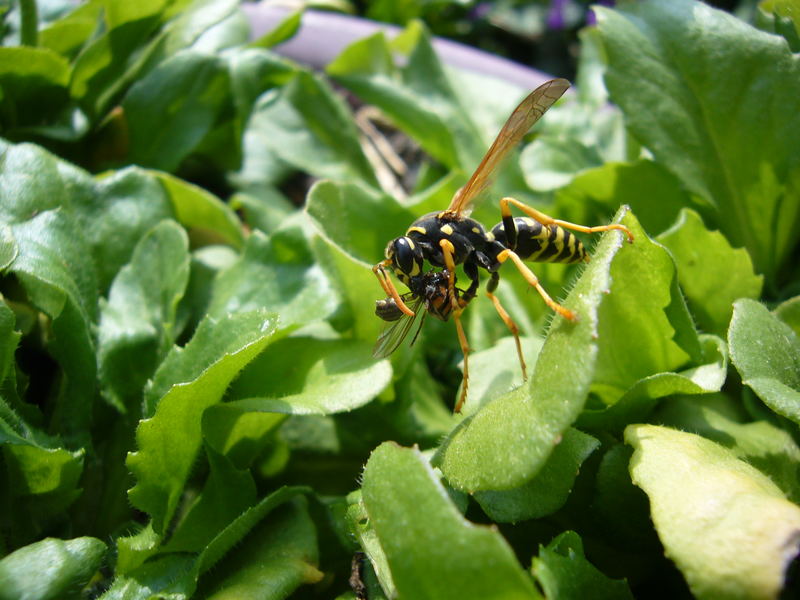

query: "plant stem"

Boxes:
[19, 0, 39, 47]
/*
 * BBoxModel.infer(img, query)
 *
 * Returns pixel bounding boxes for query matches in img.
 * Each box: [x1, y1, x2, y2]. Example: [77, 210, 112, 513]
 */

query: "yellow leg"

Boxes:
[439, 239, 460, 312]
[500, 197, 634, 243]
[486, 291, 527, 380]
[372, 261, 415, 317]
[453, 308, 471, 414]
[496, 249, 577, 321]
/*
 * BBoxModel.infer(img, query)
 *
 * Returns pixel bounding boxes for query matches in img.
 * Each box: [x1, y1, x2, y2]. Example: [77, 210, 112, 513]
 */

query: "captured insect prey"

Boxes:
[371, 78, 634, 413]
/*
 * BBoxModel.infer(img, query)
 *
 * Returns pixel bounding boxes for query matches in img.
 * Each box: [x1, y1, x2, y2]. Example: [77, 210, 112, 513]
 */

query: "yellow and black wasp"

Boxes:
[372, 79, 633, 412]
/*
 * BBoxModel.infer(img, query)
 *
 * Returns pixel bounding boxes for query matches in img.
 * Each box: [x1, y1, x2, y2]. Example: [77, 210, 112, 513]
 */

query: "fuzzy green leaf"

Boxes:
[197, 496, 323, 599]
[626, 424, 800, 600]
[127, 310, 278, 534]
[532, 531, 634, 600]
[228, 337, 391, 415]
[475, 428, 599, 523]
[359, 443, 541, 599]
[729, 298, 800, 424]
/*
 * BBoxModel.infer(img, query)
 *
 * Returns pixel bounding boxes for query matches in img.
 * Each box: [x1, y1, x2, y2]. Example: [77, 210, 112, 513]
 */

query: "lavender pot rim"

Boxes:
[242, 3, 557, 90]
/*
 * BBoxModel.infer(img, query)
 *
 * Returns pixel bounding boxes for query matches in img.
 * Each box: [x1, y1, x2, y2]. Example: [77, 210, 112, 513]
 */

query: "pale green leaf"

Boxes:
[626, 424, 800, 600]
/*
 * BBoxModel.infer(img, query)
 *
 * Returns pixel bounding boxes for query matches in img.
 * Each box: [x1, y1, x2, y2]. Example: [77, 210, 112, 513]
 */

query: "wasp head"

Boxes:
[385, 236, 423, 286]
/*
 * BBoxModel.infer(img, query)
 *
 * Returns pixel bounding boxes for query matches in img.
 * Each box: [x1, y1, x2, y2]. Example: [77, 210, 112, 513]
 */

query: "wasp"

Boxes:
[372, 79, 633, 413]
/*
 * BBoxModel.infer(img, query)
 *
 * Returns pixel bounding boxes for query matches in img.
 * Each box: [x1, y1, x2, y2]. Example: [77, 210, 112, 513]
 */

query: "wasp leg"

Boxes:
[372, 260, 415, 317]
[439, 239, 461, 311]
[486, 272, 527, 380]
[453, 307, 471, 414]
[500, 197, 634, 245]
[496, 249, 577, 321]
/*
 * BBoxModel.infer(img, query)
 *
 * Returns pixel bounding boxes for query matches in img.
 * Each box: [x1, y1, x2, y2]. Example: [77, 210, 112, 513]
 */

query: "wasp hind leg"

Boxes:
[453, 308, 471, 414]
[486, 272, 527, 381]
[499, 197, 634, 245]
[495, 249, 577, 322]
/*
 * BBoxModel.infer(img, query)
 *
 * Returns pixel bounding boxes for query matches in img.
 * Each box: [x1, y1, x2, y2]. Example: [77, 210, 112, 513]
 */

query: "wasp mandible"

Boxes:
[372, 79, 633, 413]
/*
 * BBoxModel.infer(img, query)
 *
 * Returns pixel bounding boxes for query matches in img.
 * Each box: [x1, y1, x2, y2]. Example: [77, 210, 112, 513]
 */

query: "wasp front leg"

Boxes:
[499, 197, 634, 246]
[372, 260, 415, 317]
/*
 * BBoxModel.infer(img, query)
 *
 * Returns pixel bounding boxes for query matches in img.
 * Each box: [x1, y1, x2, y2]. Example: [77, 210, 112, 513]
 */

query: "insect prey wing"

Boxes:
[446, 78, 570, 216]
[372, 295, 425, 358]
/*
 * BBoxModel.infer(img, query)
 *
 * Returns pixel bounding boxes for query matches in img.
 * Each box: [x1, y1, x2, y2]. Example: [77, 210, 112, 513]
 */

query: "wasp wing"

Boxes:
[372, 295, 425, 358]
[446, 78, 570, 216]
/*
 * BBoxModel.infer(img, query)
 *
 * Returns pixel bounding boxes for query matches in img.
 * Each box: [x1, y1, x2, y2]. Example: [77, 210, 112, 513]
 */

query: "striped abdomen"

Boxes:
[491, 217, 587, 264]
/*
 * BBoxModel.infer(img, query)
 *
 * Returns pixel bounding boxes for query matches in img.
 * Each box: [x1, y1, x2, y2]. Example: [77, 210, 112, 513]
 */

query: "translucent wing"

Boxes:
[372, 295, 425, 358]
[446, 78, 570, 216]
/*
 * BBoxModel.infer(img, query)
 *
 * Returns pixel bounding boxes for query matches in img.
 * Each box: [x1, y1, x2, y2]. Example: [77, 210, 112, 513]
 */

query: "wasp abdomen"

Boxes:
[491, 217, 587, 264]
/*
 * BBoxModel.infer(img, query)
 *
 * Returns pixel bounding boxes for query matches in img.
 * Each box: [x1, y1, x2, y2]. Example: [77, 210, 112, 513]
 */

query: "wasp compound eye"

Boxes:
[390, 237, 421, 277]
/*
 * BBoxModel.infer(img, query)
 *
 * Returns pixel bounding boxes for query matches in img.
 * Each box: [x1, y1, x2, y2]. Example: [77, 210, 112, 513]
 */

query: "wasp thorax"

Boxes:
[386, 236, 422, 278]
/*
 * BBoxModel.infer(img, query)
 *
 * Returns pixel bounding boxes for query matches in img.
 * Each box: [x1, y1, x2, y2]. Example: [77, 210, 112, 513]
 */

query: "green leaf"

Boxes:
[69, 4, 166, 118]
[241, 70, 376, 185]
[38, 3, 100, 59]
[197, 496, 323, 599]
[0, 47, 70, 132]
[162, 445, 256, 553]
[658, 209, 763, 336]
[555, 160, 693, 238]
[594, 0, 800, 286]
[306, 179, 415, 265]
[0, 537, 106, 600]
[153, 171, 244, 248]
[327, 26, 462, 169]
[625, 424, 800, 600]
[0, 300, 20, 388]
[729, 298, 800, 425]
[458, 336, 543, 413]
[359, 443, 541, 599]
[98, 221, 190, 411]
[474, 428, 600, 523]
[432, 208, 629, 491]
[227, 337, 391, 415]
[207, 224, 338, 332]
[532, 531, 634, 600]
[520, 138, 603, 192]
[202, 404, 286, 469]
[6, 209, 98, 444]
[2, 444, 85, 537]
[656, 395, 800, 503]
[127, 310, 278, 534]
[109, 487, 315, 599]
[774, 295, 800, 337]
[248, 9, 303, 49]
[0, 224, 17, 271]
[75, 167, 175, 291]
[579, 334, 727, 433]
[122, 51, 230, 172]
